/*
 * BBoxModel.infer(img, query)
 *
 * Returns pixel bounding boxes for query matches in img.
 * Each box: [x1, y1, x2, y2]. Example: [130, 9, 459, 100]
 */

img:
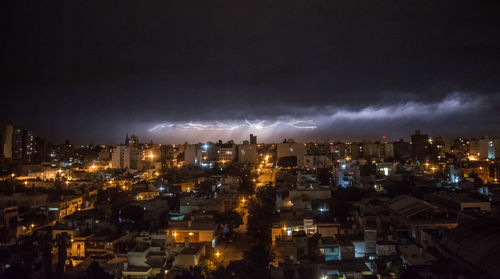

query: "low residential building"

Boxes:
[166, 220, 218, 247]
[86, 233, 131, 261]
[0, 192, 48, 208]
[47, 195, 83, 219]
[179, 197, 225, 215]
[173, 241, 206, 268]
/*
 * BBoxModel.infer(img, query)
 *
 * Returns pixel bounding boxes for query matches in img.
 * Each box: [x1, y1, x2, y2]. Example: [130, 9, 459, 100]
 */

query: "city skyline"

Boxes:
[2, 0, 500, 143]
[2, 1, 500, 279]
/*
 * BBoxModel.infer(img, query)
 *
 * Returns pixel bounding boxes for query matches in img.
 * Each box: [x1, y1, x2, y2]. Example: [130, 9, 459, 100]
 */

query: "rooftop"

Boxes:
[386, 195, 434, 219]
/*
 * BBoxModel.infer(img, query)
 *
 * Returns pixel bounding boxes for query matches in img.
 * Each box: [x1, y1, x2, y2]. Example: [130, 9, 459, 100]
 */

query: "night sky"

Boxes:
[2, 0, 500, 143]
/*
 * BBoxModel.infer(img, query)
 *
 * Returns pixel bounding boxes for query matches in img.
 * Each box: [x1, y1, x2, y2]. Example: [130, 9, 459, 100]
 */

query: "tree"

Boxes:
[113, 204, 150, 232]
[199, 181, 213, 196]
[247, 187, 276, 243]
[83, 261, 113, 279]
[175, 266, 204, 279]
[238, 179, 255, 196]
[55, 232, 71, 279]
[216, 211, 242, 238]
[0, 263, 30, 279]
[37, 232, 53, 279]
[244, 244, 273, 271]
[19, 239, 37, 273]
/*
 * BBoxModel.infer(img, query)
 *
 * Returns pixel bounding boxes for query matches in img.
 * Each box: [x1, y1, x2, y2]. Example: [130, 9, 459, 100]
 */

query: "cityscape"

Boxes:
[2, 1, 500, 279]
[1, 126, 499, 279]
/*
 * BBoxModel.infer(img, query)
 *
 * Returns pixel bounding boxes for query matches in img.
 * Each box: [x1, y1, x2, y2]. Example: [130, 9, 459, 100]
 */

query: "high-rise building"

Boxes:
[362, 141, 379, 160]
[2, 125, 14, 159]
[393, 139, 411, 160]
[239, 143, 258, 164]
[2, 125, 43, 163]
[411, 130, 429, 162]
[111, 145, 141, 170]
[381, 142, 394, 160]
[125, 134, 139, 146]
[216, 142, 236, 164]
[250, 134, 257, 144]
[277, 139, 306, 166]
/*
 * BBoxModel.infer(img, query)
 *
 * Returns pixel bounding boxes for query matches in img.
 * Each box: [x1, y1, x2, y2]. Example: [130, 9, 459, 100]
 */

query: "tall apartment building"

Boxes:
[2, 125, 47, 163]
[238, 143, 258, 164]
[362, 141, 379, 160]
[111, 145, 141, 170]
[411, 130, 429, 162]
[216, 143, 236, 164]
[277, 139, 306, 166]
[250, 134, 257, 144]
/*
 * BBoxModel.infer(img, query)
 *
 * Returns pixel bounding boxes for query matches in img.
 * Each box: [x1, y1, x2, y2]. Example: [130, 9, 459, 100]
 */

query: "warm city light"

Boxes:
[3, 4, 499, 277]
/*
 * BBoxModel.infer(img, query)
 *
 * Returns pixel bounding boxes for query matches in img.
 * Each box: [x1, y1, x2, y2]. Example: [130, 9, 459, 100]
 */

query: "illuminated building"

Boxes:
[216, 142, 236, 164]
[111, 145, 141, 170]
[238, 142, 258, 164]
[2, 124, 47, 163]
[166, 220, 218, 247]
[277, 139, 306, 166]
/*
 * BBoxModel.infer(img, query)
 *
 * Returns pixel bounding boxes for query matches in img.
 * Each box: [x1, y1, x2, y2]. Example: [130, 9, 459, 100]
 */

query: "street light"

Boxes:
[215, 251, 221, 258]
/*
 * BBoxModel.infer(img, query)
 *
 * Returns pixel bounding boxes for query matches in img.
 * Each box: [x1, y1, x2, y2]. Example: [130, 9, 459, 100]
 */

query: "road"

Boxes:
[255, 167, 276, 188]
[215, 209, 249, 265]
[215, 167, 276, 265]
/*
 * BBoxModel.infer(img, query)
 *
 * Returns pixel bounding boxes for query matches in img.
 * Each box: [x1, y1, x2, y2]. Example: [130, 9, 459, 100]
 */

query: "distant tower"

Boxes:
[250, 134, 257, 144]
[125, 133, 129, 145]
[128, 135, 139, 146]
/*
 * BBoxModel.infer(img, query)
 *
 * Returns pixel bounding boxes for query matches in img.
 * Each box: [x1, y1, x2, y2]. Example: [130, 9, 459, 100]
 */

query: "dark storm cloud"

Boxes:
[1, 0, 500, 143]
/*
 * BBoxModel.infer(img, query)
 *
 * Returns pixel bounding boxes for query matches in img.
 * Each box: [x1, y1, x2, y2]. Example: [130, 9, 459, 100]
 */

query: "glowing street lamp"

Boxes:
[215, 251, 221, 258]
